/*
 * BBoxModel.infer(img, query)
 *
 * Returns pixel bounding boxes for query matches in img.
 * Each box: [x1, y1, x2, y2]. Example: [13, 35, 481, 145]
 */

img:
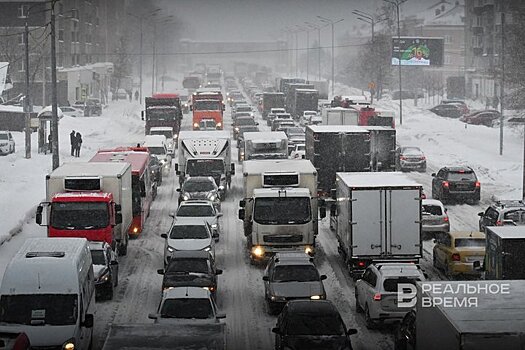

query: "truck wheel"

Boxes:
[365, 305, 376, 329]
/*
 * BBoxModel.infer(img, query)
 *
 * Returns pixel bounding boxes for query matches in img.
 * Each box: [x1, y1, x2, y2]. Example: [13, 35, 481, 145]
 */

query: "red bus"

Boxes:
[90, 147, 153, 237]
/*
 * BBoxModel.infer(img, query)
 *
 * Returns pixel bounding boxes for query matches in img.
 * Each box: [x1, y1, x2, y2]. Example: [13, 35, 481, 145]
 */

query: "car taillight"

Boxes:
[444, 216, 449, 222]
[373, 293, 382, 301]
[442, 181, 449, 188]
[475, 181, 480, 188]
[357, 261, 366, 267]
[496, 220, 502, 226]
[420, 156, 426, 160]
[452, 253, 461, 261]
[400, 156, 407, 160]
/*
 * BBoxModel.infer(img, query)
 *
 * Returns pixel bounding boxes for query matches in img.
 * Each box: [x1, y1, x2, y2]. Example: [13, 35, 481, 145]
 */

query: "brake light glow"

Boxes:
[444, 216, 449, 222]
[420, 156, 426, 160]
[357, 261, 366, 267]
[475, 181, 480, 188]
[452, 253, 461, 261]
[442, 181, 449, 188]
[400, 156, 407, 160]
[373, 293, 382, 301]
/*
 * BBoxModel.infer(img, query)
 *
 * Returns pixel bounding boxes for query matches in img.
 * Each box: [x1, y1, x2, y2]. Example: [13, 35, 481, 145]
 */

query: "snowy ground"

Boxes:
[0, 80, 523, 349]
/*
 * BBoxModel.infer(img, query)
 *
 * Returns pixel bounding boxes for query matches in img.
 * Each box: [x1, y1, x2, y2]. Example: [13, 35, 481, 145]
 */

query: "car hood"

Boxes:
[184, 191, 217, 200]
[0, 325, 77, 348]
[284, 335, 349, 350]
[168, 238, 212, 251]
[269, 281, 324, 298]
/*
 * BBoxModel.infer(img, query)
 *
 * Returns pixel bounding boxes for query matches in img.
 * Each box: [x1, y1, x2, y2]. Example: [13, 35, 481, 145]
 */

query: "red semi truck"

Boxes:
[191, 88, 225, 130]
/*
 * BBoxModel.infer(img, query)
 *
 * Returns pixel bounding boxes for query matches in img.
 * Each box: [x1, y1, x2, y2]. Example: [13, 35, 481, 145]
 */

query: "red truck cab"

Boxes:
[191, 89, 225, 130]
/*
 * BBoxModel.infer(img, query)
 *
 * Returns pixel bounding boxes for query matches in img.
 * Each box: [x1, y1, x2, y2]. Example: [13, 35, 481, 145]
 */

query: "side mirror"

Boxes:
[115, 213, 122, 225]
[262, 276, 269, 281]
[176, 188, 181, 192]
[347, 328, 358, 336]
[477, 211, 483, 217]
[35, 205, 43, 225]
[256, 122, 259, 125]
[169, 212, 175, 218]
[319, 206, 327, 219]
[141, 110, 145, 120]
[320, 274, 327, 280]
[148, 313, 158, 320]
[83, 314, 94, 328]
[212, 233, 219, 239]
[431, 173, 436, 177]
[115, 204, 122, 212]
[272, 327, 281, 334]
[238, 208, 245, 220]
[157, 269, 165, 275]
[218, 185, 225, 192]
[216, 269, 223, 275]
[239, 199, 246, 208]
[216, 213, 224, 218]
[110, 260, 119, 266]
[161, 233, 167, 239]
[231, 163, 235, 175]
[175, 164, 179, 172]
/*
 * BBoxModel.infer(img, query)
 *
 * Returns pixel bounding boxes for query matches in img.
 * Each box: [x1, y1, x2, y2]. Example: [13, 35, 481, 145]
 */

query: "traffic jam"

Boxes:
[1, 70, 525, 349]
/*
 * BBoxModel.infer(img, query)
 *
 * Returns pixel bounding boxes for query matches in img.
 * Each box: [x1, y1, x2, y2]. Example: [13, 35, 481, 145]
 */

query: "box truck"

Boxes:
[334, 172, 422, 277]
[242, 131, 288, 161]
[478, 226, 525, 280]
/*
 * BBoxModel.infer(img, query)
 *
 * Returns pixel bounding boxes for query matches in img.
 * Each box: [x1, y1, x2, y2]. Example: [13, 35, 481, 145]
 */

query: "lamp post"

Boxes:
[305, 21, 325, 81]
[295, 25, 308, 79]
[317, 16, 344, 97]
[383, 0, 407, 125]
[151, 16, 174, 93]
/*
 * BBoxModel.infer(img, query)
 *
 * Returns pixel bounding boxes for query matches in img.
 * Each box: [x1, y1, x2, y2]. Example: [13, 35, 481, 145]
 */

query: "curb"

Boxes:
[0, 206, 36, 247]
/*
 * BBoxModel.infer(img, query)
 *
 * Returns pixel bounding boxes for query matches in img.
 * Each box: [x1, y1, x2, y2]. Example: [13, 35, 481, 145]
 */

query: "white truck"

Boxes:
[242, 131, 288, 161]
[410, 280, 525, 350]
[35, 162, 133, 256]
[176, 130, 235, 191]
[322, 107, 359, 125]
[333, 172, 422, 278]
[238, 160, 325, 262]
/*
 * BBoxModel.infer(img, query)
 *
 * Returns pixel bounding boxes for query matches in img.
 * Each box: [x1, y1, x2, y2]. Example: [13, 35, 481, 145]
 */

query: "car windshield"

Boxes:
[200, 120, 216, 128]
[147, 146, 166, 155]
[177, 205, 215, 217]
[401, 147, 422, 156]
[503, 210, 525, 223]
[169, 225, 209, 239]
[454, 238, 485, 248]
[194, 100, 221, 111]
[160, 298, 214, 319]
[183, 179, 217, 192]
[253, 197, 311, 225]
[447, 171, 477, 181]
[296, 145, 305, 151]
[50, 202, 109, 230]
[422, 204, 442, 216]
[151, 130, 173, 139]
[0, 294, 77, 326]
[167, 258, 209, 274]
[90, 250, 106, 265]
[383, 277, 421, 293]
[236, 107, 252, 112]
[272, 265, 319, 282]
[187, 159, 224, 176]
[236, 118, 255, 126]
[287, 314, 345, 335]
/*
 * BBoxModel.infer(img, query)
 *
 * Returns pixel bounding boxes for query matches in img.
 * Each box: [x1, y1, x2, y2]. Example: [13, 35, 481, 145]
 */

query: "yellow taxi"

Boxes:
[432, 231, 485, 277]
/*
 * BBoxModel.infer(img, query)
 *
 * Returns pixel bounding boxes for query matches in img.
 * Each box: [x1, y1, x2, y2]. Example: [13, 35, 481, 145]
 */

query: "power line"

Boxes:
[0, 25, 49, 38]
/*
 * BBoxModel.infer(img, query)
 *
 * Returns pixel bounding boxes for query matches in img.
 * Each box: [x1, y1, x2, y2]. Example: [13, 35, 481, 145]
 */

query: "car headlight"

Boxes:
[305, 246, 314, 255]
[167, 246, 175, 252]
[202, 246, 211, 252]
[235, 127, 239, 132]
[98, 269, 110, 282]
[310, 295, 324, 300]
[207, 193, 217, 201]
[270, 295, 286, 302]
[211, 223, 218, 229]
[193, 123, 200, 128]
[182, 194, 190, 201]
[62, 338, 76, 350]
[252, 246, 264, 257]
[217, 122, 222, 128]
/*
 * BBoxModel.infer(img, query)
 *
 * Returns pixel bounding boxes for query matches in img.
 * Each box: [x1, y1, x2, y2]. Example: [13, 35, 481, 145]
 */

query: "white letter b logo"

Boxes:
[398, 283, 417, 308]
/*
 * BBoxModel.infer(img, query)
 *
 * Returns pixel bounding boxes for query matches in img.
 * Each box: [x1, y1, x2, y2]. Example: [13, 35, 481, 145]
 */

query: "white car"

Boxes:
[289, 144, 306, 159]
[143, 135, 172, 174]
[300, 111, 318, 126]
[148, 287, 225, 324]
[59, 106, 83, 118]
[149, 126, 175, 152]
[161, 217, 218, 267]
[173, 200, 223, 240]
[0, 131, 15, 155]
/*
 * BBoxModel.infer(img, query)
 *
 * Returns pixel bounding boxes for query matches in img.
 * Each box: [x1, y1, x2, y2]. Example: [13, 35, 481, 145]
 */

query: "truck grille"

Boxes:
[263, 234, 303, 243]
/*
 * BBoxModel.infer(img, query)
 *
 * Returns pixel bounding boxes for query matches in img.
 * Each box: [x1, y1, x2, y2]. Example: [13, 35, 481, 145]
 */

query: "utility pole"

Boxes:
[50, 0, 59, 169]
[305, 22, 324, 81]
[500, 12, 505, 156]
[317, 16, 343, 97]
[152, 22, 156, 95]
[139, 17, 143, 101]
[295, 31, 299, 77]
[306, 29, 309, 81]
[24, 17, 31, 159]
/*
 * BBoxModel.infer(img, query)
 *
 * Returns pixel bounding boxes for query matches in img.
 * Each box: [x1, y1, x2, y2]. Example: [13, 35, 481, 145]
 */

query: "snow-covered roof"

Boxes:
[307, 125, 369, 133]
[337, 172, 422, 188]
[48, 162, 130, 178]
[243, 159, 316, 175]
[487, 226, 525, 239]
[243, 131, 287, 142]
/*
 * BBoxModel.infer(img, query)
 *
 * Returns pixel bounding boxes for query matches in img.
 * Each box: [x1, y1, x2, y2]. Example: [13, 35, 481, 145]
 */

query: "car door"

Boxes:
[436, 234, 451, 267]
[432, 169, 445, 197]
[358, 269, 377, 308]
[481, 207, 498, 230]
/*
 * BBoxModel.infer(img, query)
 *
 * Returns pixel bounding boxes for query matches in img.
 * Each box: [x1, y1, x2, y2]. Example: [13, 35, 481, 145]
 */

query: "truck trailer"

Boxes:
[242, 131, 288, 161]
[35, 162, 133, 256]
[239, 160, 325, 262]
[481, 226, 525, 280]
[261, 92, 285, 119]
[292, 89, 319, 120]
[334, 172, 422, 277]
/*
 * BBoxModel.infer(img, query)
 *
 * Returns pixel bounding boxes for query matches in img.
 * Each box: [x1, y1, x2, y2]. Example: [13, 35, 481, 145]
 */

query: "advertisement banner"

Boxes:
[391, 37, 444, 66]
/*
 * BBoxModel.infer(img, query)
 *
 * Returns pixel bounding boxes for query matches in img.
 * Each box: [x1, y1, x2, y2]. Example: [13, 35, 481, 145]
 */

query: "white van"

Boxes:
[0, 238, 95, 350]
[149, 126, 176, 152]
[143, 134, 172, 174]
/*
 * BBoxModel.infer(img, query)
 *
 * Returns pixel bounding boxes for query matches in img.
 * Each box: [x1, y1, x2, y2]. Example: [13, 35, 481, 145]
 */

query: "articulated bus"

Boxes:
[90, 147, 153, 237]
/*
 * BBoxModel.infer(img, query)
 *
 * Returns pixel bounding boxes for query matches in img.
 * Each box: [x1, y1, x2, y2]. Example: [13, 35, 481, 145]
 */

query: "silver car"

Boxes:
[422, 199, 450, 234]
[177, 176, 223, 210]
[263, 252, 327, 315]
[173, 200, 223, 241]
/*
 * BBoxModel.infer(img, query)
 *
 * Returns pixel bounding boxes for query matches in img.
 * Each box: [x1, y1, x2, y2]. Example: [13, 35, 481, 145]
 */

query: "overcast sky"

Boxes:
[162, 0, 433, 42]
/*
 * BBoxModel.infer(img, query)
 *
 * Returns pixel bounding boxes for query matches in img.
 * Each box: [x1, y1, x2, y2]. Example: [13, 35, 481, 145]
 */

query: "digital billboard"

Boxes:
[391, 37, 444, 66]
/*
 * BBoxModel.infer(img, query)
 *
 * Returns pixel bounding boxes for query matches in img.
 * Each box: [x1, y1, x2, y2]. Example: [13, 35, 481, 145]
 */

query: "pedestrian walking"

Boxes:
[74, 132, 82, 157]
[134, 90, 139, 101]
[70, 130, 76, 156]
[47, 133, 52, 154]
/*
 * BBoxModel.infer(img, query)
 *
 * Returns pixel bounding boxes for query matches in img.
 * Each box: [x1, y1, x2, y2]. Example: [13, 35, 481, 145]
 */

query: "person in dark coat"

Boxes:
[134, 90, 139, 101]
[70, 130, 76, 156]
[47, 133, 52, 154]
[74, 132, 82, 157]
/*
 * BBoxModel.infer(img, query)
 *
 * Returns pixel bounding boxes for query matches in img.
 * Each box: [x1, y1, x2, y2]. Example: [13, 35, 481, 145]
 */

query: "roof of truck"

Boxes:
[307, 125, 368, 133]
[243, 131, 287, 142]
[47, 161, 131, 178]
[91, 149, 150, 175]
[52, 192, 112, 201]
[337, 172, 422, 188]
[486, 226, 525, 239]
[418, 280, 525, 333]
[243, 159, 316, 175]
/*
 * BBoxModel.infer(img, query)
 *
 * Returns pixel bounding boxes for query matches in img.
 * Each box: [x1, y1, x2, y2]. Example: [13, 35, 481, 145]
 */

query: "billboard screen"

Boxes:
[392, 37, 444, 66]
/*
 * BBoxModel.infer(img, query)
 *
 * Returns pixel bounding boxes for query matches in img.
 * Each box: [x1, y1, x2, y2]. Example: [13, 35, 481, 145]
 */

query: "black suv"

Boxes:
[157, 250, 222, 295]
[431, 166, 480, 204]
[478, 200, 525, 232]
[272, 300, 357, 350]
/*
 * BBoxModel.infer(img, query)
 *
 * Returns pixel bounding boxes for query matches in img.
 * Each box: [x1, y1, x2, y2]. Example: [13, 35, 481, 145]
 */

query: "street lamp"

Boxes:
[283, 27, 296, 75]
[317, 16, 344, 97]
[383, 0, 407, 125]
[295, 25, 308, 78]
[305, 21, 326, 81]
[151, 16, 175, 94]
[127, 8, 161, 101]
